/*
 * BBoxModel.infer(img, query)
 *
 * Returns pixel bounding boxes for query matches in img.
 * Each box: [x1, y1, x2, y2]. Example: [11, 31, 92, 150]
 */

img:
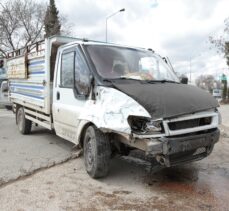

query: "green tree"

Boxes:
[225, 42, 229, 67]
[227, 87, 229, 100]
[221, 74, 228, 100]
[227, 88, 229, 102]
[44, 0, 61, 38]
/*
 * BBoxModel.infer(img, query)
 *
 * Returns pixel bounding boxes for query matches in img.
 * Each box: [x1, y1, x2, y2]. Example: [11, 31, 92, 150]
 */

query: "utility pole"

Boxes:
[189, 57, 192, 83]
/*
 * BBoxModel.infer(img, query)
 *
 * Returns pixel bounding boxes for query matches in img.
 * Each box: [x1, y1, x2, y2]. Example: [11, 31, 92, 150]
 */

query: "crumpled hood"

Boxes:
[112, 81, 218, 119]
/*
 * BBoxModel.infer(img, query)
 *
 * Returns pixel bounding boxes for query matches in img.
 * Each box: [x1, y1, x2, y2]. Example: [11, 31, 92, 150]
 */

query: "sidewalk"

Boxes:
[218, 104, 229, 128]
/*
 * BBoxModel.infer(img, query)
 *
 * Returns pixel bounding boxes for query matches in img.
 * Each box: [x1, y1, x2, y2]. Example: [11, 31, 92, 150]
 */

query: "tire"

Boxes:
[16, 107, 32, 135]
[83, 126, 111, 178]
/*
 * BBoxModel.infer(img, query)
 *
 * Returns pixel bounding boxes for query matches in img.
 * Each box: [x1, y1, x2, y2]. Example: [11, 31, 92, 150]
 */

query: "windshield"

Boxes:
[86, 45, 179, 82]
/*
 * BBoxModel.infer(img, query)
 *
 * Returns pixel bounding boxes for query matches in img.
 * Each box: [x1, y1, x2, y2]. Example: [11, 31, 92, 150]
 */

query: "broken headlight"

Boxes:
[128, 116, 163, 134]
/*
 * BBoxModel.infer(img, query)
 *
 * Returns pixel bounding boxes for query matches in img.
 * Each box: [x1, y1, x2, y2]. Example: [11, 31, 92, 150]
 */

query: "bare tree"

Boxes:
[59, 15, 74, 36]
[209, 17, 229, 66]
[0, 0, 46, 56]
[195, 74, 220, 93]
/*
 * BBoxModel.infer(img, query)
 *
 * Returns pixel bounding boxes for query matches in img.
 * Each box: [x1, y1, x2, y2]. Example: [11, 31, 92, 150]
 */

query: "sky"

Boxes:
[55, 0, 229, 83]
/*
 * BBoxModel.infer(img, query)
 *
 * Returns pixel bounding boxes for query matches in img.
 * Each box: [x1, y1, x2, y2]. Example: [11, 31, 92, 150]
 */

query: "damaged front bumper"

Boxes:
[121, 129, 220, 167]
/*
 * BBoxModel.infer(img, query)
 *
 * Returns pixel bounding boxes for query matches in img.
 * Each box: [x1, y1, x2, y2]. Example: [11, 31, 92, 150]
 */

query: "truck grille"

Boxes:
[168, 117, 212, 131]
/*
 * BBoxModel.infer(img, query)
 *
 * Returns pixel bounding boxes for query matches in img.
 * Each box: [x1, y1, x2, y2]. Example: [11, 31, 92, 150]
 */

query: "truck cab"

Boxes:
[7, 36, 220, 178]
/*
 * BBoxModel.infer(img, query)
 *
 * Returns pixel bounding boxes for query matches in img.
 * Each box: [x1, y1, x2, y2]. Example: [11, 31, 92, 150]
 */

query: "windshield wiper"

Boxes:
[103, 77, 144, 82]
[146, 79, 179, 84]
[116, 76, 144, 81]
[103, 78, 179, 84]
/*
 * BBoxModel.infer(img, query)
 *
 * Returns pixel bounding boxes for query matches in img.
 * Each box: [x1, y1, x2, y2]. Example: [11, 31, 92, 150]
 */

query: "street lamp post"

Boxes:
[189, 57, 192, 83]
[106, 8, 125, 42]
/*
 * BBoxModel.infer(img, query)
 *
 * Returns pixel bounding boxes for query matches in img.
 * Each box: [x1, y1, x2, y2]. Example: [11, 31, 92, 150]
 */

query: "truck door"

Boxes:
[53, 46, 92, 143]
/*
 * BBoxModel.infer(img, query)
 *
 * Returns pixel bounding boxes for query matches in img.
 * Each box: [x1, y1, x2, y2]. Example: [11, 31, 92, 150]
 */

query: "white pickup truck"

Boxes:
[7, 35, 220, 178]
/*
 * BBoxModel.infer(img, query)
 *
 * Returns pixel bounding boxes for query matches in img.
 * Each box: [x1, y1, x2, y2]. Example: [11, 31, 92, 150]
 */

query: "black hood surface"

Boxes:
[111, 81, 218, 119]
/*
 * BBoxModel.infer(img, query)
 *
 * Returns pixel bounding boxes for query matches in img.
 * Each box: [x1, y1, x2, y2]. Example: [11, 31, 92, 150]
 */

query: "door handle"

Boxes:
[56, 91, 60, 100]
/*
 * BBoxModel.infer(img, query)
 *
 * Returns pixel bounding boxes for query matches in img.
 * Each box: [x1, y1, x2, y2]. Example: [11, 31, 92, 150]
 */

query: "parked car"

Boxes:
[7, 36, 220, 178]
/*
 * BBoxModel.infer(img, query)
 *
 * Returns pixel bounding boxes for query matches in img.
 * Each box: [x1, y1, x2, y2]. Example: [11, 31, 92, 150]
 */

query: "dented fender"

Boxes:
[76, 86, 150, 142]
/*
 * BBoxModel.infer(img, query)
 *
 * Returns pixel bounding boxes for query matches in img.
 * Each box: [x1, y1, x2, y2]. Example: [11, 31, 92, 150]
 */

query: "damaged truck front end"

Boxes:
[82, 82, 220, 171]
[84, 44, 220, 171]
[120, 110, 220, 167]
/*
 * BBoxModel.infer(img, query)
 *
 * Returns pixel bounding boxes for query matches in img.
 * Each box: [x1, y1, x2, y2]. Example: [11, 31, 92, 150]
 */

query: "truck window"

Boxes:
[85, 45, 179, 82]
[139, 57, 173, 80]
[74, 49, 91, 96]
[61, 52, 74, 88]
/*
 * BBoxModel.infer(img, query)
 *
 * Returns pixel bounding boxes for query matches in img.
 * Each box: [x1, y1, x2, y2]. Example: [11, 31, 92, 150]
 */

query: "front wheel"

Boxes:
[16, 107, 32, 135]
[83, 126, 111, 178]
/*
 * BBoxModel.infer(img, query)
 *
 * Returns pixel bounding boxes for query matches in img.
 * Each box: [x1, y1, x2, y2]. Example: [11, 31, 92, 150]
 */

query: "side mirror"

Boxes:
[74, 75, 93, 97]
[162, 57, 168, 63]
[180, 76, 188, 84]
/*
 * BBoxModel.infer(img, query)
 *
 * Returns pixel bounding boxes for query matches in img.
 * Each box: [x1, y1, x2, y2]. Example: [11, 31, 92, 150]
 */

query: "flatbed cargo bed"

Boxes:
[7, 36, 79, 114]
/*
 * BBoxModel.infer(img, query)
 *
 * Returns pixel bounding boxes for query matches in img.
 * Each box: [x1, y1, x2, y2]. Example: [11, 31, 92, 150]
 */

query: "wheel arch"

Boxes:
[78, 121, 95, 148]
[15, 105, 32, 134]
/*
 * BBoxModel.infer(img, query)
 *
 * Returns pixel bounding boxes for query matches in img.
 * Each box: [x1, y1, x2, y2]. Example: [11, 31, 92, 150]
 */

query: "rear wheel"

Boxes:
[16, 107, 32, 135]
[83, 126, 111, 178]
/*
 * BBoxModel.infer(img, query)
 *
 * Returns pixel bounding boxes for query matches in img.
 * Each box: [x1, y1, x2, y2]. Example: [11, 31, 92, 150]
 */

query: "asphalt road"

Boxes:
[0, 136, 228, 211]
[0, 107, 228, 210]
[0, 109, 75, 185]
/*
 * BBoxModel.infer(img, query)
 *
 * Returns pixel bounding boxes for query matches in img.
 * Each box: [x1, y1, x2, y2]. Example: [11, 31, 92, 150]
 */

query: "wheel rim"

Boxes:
[85, 137, 94, 170]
